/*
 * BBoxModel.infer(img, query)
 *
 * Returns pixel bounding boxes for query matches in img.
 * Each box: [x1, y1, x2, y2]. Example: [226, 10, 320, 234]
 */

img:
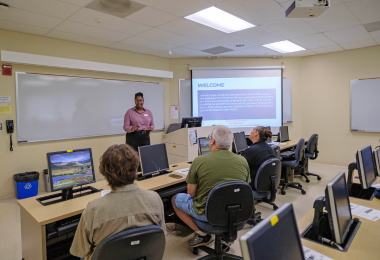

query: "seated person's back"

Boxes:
[70, 144, 165, 260]
[172, 125, 250, 249]
[242, 126, 276, 190]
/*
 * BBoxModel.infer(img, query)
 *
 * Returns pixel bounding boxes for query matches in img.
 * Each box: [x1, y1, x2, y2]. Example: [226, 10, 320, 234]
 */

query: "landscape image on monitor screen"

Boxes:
[200, 139, 211, 155]
[49, 150, 94, 190]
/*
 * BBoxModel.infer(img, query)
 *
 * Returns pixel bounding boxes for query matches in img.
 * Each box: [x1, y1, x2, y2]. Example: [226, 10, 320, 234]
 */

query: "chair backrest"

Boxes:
[254, 158, 282, 192]
[294, 138, 306, 162]
[306, 134, 318, 154]
[206, 181, 253, 226]
[91, 225, 165, 260]
[272, 145, 281, 159]
[167, 123, 181, 134]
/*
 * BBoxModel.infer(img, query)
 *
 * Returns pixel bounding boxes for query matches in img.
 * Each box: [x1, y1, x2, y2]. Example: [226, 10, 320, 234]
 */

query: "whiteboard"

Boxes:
[179, 79, 191, 122]
[16, 72, 165, 142]
[351, 78, 380, 132]
[283, 78, 292, 123]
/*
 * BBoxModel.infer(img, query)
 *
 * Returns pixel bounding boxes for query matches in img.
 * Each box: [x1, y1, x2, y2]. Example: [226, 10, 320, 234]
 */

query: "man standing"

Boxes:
[171, 125, 250, 248]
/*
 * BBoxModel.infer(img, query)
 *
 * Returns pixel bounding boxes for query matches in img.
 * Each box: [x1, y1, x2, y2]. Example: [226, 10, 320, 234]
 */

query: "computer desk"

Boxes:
[17, 161, 191, 260]
[297, 175, 380, 259]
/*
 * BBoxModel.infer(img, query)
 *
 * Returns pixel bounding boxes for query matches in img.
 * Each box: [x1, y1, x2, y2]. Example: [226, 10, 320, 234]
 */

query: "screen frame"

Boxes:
[233, 132, 248, 153]
[190, 68, 284, 129]
[326, 172, 353, 245]
[357, 145, 377, 189]
[47, 148, 96, 192]
[279, 125, 289, 142]
[198, 137, 211, 156]
[180, 117, 203, 128]
[139, 143, 169, 176]
[374, 147, 380, 176]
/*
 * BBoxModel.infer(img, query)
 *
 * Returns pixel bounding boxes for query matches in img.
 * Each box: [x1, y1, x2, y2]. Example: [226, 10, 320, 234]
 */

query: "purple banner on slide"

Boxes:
[198, 89, 276, 120]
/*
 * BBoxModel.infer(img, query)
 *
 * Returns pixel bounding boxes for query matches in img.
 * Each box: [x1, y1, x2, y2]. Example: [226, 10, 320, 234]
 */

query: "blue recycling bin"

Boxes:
[14, 171, 39, 199]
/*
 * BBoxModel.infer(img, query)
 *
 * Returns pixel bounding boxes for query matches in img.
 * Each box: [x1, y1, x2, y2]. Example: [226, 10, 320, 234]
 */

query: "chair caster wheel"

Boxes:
[273, 206, 278, 210]
[299, 185, 303, 188]
[306, 179, 310, 183]
[193, 247, 199, 255]
[317, 177, 322, 180]
[281, 191, 286, 195]
[302, 190, 306, 195]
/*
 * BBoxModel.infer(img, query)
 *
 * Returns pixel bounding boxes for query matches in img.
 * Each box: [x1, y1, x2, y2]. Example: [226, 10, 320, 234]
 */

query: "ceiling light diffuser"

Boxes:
[263, 40, 305, 53]
[185, 7, 255, 33]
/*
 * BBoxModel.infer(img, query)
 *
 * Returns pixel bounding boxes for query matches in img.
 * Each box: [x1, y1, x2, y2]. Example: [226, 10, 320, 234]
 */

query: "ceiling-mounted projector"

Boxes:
[286, 0, 330, 18]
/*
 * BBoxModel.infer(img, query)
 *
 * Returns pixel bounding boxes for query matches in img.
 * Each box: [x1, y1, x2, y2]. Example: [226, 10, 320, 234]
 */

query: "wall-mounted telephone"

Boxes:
[6, 120, 14, 133]
[6, 120, 14, 151]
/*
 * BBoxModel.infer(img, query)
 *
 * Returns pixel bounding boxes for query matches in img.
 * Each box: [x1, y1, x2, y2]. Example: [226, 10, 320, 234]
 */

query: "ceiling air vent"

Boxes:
[202, 46, 234, 55]
[86, 0, 145, 18]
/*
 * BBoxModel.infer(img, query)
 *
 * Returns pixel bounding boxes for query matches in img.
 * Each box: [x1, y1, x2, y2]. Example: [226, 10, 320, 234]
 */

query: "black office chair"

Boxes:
[190, 181, 253, 260]
[272, 145, 281, 160]
[296, 134, 321, 183]
[280, 138, 307, 195]
[91, 225, 165, 260]
[167, 123, 181, 134]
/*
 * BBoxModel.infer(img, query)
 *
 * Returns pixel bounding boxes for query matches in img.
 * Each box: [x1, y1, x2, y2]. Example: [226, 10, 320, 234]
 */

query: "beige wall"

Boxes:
[0, 29, 170, 199]
[300, 45, 380, 167]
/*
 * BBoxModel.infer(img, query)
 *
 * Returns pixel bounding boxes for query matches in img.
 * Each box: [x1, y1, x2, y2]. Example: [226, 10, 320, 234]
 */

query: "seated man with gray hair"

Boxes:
[171, 125, 251, 249]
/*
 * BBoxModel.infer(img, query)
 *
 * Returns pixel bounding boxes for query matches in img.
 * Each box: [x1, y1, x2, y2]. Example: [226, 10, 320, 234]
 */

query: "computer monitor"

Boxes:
[279, 126, 289, 142]
[240, 203, 305, 260]
[356, 145, 377, 189]
[198, 137, 211, 156]
[233, 132, 248, 153]
[325, 172, 353, 245]
[373, 147, 380, 176]
[139, 143, 169, 176]
[181, 117, 202, 128]
[47, 148, 96, 192]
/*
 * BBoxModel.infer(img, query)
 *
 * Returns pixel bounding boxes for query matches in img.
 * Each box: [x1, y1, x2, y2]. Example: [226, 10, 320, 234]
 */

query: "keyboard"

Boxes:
[280, 151, 295, 158]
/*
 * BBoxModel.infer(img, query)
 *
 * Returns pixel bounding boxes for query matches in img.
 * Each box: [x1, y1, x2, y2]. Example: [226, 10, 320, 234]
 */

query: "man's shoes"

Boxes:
[188, 233, 214, 247]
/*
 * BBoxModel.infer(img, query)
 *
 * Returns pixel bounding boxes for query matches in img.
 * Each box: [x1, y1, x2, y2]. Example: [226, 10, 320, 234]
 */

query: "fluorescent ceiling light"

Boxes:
[185, 7, 255, 33]
[263, 40, 305, 53]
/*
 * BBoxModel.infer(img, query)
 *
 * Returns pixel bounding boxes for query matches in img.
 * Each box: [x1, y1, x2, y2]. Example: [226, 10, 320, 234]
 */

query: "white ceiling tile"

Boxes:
[55, 21, 130, 42]
[347, 0, 380, 24]
[343, 0, 356, 2]
[46, 30, 115, 47]
[59, 0, 92, 6]
[108, 42, 159, 54]
[217, 0, 286, 25]
[170, 47, 210, 57]
[303, 4, 360, 32]
[120, 36, 178, 51]
[340, 39, 378, 50]
[153, 51, 186, 58]
[134, 0, 211, 17]
[125, 7, 178, 27]
[184, 35, 255, 51]
[136, 28, 199, 46]
[262, 19, 319, 39]
[1, 0, 80, 19]
[0, 19, 50, 35]
[231, 27, 285, 46]
[240, 45, 282, 56]
[371, 30, 380, 38]
[68, 8, 151, 35]
[0, 8, 63, 29]
[205, 0, 227, 4]
[375, 38, 380, 45]
[291, 33, 336, 49]
[311, 45, 345, 54]
[324, 25, 372, 44]
[285, 50, 316, 57]
[158, 18, 225, 38]
[217, 51, 249, 57]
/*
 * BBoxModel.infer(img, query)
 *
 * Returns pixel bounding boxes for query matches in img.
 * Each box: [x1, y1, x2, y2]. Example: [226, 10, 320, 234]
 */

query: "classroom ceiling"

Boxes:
[0, 0, 379, 58]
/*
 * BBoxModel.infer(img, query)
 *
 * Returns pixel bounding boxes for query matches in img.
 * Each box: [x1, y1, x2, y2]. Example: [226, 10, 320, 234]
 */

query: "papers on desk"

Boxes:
[350, 203, 380, 221]
[303, 246, 333, 260]
[271, 142, 287, 145]
[101, 190, 111, 197]
[175, 168, 189, 176]
[371, 183, 380, 189]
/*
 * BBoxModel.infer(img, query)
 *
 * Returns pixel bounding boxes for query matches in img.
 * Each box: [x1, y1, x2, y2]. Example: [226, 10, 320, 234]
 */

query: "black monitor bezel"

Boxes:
[198, 137, 211, 156]
[374, 147, 380, 177]
[279, 126, 289, 142]
[47, 148, 96, 192]
[356, 145, 377, 189]
[325, 172, 353, 245]
[139, 143, 170, 176]
[181, 117, 203, 128]
[233, 132, 248, 153]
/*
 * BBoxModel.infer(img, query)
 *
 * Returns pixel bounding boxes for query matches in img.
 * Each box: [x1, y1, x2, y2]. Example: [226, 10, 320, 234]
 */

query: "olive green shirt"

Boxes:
[186, 149, 251, 216]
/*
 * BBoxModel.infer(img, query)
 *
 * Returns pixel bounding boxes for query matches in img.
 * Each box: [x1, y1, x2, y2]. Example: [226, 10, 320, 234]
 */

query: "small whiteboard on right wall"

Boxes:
[283, 78, 292, 123]
[351, 78, 380, 132]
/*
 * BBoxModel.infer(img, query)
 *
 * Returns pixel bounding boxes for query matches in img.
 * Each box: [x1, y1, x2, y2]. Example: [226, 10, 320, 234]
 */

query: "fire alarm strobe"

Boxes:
[2, 65, 12, 76]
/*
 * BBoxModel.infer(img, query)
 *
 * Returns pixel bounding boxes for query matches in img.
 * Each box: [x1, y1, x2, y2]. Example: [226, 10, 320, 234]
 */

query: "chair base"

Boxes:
[247, 212, 262, 226]
[193, 235, 242, 260]
[280, 180, 306, 195]
[295, 171, 322, 183]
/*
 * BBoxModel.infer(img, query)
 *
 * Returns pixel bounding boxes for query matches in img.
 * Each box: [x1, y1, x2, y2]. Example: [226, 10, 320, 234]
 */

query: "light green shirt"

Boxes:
[186, 150, 251, 216]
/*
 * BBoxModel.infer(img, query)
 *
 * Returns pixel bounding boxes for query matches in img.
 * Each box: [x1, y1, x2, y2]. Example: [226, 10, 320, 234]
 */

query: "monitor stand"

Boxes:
[137, 170, 172, 181]
[347, 162, 376, 200]
[36, 186, 101, 206]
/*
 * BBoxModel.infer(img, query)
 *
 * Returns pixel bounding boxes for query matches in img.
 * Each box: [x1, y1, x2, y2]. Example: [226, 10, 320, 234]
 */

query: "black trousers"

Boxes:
[125, 130, 151, 153]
